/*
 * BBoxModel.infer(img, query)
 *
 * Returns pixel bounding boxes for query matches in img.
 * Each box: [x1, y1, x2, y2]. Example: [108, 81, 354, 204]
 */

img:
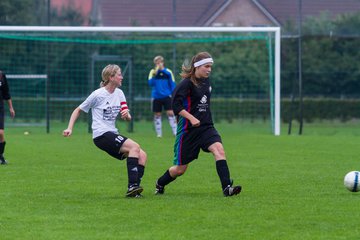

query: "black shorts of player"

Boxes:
[152, 96, 172, 112]
[93, 131, 128, 160]
[0, 107, 4, 129]
[173, 125, 222, 165]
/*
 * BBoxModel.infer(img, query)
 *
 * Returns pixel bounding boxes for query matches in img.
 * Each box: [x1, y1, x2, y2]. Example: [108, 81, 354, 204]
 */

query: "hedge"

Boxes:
[10, 97, 360, 123]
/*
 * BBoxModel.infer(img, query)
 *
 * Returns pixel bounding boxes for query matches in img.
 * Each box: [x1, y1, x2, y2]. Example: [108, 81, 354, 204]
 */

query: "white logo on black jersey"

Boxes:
[200, 95, 207, 104]
[197, 95, 209, 112]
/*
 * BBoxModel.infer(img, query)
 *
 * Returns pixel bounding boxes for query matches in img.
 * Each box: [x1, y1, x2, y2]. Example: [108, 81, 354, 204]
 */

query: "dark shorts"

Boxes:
[152, 96, 172, 112]
[93, 132, 128, 160]
[173, 125, 222, 165]
[0, 107, 4, 129]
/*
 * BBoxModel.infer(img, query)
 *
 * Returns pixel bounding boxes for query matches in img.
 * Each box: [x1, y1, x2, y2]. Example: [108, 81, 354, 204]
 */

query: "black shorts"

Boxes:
[93, 132, 128, 160]
[173, 125, 222, 165]
[0, 107, 4, 129]
[152, 96, 172, 112]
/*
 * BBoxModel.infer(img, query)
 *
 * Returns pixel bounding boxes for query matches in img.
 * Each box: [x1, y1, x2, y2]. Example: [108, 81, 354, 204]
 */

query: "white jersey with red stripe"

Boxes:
[79, 87, 128, 138]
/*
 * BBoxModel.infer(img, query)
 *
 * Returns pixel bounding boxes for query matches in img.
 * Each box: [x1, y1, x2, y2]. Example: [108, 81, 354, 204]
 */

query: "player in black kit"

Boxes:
[155, 52, 241, 197]
[0, 71, 15, 165]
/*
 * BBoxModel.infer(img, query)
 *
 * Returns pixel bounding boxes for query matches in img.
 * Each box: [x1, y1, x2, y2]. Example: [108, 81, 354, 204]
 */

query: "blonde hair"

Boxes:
[153, 55, 164, 64]
[100, 64, 121, 87]
[180, 52, 212, 87]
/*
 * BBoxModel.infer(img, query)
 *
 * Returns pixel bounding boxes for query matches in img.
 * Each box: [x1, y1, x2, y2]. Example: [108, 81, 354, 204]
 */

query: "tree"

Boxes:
[50, 5, 86, 26]
[0, 0, 46, 25]
[281, 11, 360, 97]
[0, 0, 86, 26]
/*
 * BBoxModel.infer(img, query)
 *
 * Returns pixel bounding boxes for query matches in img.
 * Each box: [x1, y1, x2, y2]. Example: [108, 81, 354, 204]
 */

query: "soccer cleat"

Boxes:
[0, 156, 7, 165]
[223, 182, 242, 197]
[134, 193, 143, 198]
[127, 194, 143, 198]
[155, 182, 165, 195]
[126, 184, 143, 197]
[127, 193, 143, 198]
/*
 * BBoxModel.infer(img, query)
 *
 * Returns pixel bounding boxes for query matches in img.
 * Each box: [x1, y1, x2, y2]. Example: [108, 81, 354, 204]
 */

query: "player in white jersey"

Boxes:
[63, 64, 147, 198]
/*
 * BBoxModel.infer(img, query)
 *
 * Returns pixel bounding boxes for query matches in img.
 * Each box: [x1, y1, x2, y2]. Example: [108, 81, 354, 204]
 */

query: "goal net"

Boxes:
[5, 74, 48, 128]
[0, 26, 280, 135]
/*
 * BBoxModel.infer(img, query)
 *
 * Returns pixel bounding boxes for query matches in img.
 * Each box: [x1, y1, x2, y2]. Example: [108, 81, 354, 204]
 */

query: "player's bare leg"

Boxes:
[155, 165, 188, 194]
[121, 139, 146, 197]
[166, 110, 177, 136]
[209, 142, 241, 197]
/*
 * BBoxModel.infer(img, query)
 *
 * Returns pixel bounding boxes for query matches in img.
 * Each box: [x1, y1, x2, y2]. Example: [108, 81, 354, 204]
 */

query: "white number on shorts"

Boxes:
[115, 136, 124, 143]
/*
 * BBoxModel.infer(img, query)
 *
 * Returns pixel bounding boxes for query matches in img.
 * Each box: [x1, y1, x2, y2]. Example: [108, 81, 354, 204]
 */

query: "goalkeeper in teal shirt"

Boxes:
[148, 56, 177, 137]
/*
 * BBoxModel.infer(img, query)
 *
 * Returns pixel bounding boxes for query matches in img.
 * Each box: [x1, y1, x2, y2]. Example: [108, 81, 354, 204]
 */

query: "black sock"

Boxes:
[126, 157, 139, 187]
[157, 170, 176, 187]
[216, 160, 231, 189]
[0, 141, 5, 156]
[137, 165, 145, 186]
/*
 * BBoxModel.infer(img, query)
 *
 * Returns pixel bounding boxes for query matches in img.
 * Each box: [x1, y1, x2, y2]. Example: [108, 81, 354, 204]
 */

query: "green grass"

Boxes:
[1, 121, 360, 239]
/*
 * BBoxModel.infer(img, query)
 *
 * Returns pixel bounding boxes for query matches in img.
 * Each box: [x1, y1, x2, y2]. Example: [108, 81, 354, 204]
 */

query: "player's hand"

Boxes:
[120, 109, 131, 121]
[158, 62, 164, 69]
[154, 65, 160, 74]
[152, 66, 159, 77]
[155, 63, 164, 73]
[63, 129, 72, 137]
[190, 117, 200, 127]
[9, 108, 15, 118]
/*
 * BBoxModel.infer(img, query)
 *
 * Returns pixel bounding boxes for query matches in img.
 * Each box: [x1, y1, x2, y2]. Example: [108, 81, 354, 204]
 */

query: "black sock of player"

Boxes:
[216, 160, 231, 189]
[157, 170, 176, 187]
[0, 141, 5, 157]
[137, 164, 145, 186]
[126, 157, 139, 188]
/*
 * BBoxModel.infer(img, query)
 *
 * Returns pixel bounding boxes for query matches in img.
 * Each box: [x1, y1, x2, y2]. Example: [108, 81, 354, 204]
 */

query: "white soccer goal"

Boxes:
[0, 26, 280, 135]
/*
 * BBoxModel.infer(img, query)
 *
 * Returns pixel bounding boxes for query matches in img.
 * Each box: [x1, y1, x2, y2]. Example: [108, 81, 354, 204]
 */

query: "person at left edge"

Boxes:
[0, 71, 15, 165]
[63, 64, 147, 198]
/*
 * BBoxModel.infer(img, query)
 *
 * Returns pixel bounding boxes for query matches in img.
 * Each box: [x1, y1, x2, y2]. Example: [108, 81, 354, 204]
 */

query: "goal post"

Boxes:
[0, 26, 281, 135]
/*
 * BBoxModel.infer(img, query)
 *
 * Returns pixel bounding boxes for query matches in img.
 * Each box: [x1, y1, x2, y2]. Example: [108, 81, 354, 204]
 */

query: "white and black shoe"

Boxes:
[155, 182, 165, 195]
[0, 156, 7, 165]
[134, 193, 143, 198]
[223, 181, 242, 197]
[126, 184, 143, 197]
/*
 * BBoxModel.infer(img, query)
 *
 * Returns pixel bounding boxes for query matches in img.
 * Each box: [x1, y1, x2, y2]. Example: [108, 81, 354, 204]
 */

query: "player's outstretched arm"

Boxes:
[63, 107, 82, 137]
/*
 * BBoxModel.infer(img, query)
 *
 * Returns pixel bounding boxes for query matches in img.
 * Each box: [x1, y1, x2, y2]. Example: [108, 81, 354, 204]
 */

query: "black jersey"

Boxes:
[0, 72, 11, 108]
[172, 77, 213, 131]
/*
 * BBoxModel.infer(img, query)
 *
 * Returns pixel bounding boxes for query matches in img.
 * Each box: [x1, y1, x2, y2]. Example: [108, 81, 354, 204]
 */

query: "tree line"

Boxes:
[1, 1, 359, 99]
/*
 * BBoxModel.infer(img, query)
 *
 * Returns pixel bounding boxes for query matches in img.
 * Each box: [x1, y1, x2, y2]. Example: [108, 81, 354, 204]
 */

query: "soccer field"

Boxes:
[1, 121, 359, 239]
